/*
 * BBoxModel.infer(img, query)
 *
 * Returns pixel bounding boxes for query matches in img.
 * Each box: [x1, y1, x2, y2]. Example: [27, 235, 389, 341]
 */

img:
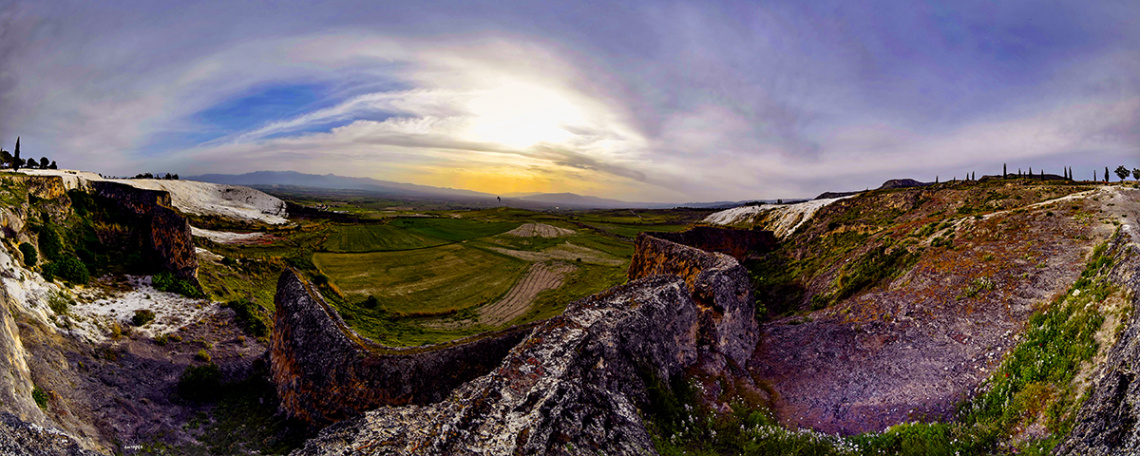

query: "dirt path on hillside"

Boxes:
[505, 223, 575, 238]
[478, 262, 577, 326]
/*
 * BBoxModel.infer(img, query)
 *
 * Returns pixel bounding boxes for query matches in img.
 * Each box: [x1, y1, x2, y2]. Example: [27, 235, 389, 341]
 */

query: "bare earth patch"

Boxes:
[190, 226, 268, 244]
[487, 242, 624, 266]
[478, 262, 577, 326]
[504, 223, 575, 238]
[748, 185, 1127, 435]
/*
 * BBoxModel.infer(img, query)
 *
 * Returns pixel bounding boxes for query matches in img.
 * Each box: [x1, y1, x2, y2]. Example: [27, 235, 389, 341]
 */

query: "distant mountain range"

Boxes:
[185, 171, 494, 200]
[185, 171, 773, 210]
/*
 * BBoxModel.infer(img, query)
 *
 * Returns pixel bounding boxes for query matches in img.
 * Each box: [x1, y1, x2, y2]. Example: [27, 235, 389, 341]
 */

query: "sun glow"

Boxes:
[463, 81, 587, 149]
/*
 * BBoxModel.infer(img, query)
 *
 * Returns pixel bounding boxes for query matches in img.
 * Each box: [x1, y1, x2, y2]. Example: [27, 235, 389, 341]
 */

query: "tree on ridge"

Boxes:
[1115, 166, 1130, 181]
[12, 137, 20, 172]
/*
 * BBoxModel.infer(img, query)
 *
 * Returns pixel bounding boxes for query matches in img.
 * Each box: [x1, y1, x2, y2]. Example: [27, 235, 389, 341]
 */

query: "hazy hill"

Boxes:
[186, 171, 495, 201]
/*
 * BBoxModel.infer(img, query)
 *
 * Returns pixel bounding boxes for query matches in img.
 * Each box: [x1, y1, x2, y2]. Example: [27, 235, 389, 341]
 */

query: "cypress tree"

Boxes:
[11, 136, 20, 172]
[1003, 163, 1007, 178]
[1106, 167, 1110, 182]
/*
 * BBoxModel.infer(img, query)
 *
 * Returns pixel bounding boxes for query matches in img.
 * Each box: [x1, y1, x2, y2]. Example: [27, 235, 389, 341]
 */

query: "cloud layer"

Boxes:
[1, 0, 1138, 201]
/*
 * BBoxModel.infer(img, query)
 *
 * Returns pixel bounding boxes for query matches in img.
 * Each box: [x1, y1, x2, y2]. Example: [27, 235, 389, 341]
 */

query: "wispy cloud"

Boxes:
[1, 1, 1138, 201]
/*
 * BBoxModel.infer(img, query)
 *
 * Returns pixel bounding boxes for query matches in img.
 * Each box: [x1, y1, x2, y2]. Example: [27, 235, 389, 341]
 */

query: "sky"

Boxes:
[0, 0, 1138, 202]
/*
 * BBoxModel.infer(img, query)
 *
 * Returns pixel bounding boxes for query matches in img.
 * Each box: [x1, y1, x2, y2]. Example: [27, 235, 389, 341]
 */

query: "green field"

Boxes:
[389, 217, 519, 241]
[322, 224, 448, 252]
[579, 222, 691, 238]
[199, 193, 708, 346]
[313, 244, 529, 314]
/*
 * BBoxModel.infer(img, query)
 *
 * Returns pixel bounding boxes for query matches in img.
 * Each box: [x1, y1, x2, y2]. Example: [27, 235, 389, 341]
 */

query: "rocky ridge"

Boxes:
[270, 270, 534, 427]
[283, 231, 760, 455]
[1056, 220, 1140, 455]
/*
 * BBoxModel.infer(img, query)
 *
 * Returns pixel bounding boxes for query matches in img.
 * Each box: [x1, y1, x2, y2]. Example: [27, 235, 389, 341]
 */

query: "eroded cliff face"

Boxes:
[90, 181, 198, 283]
[281, 233, 760, 455]
[0, 284, 45, 425]
[644, 226, 776, 262]
[270, 270, 533, 427]
[293, 275, 705, 456]
[0, 412, 102, 456]
[627, 231, 760, 366]
[1056, 227, 1140, 456]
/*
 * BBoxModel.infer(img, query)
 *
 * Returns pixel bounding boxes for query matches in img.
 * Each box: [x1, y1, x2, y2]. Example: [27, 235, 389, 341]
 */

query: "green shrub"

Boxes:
[152, 272, 203, 298]
[831, 246, 919, 304]
[224, 299, 268, 337]
[131, 309, 156, 326]
[178, 363, 221, 402]
[18, 242, 36, 266]
[47, 291, 72, 315]
[311, 274, 329, 287]
[32, 385, 49, 409]
[958, 277, 996, 299]
[363, 295, 379, 309]
[36, 226, 64, 261]
[42, 256, 89, 284]
[195, 349, 212, 363]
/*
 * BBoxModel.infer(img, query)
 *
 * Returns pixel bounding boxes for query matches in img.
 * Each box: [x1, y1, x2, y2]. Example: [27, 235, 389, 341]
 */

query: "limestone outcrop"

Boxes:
[0, 283, 45, 426]
[293, 275, 706, 456]
[90, 181, 198, 283]
[281, 232, 760, 455]
[644, 226, 775, 261]
[0, 413, 102, 456]
[1054, 235, 1140, 456]
[270, 270, 534, 427]
[627, 231, 761, 366]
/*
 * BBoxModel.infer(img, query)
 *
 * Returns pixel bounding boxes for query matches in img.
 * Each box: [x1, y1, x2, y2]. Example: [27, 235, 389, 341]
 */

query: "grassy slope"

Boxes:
[652, 180, 1135, 455]
[202, 198, 710, 347]
[313, 244, 530, 314]
[322, 224, 448, 252]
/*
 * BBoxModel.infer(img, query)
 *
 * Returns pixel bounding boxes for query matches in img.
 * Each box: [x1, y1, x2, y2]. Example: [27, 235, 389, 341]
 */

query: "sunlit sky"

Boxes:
[1, 1, 1138, 202]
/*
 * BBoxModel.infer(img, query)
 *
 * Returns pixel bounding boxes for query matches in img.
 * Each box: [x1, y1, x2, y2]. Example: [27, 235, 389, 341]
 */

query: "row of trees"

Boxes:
[998, 163, 1140, 182]
[0, 137, 57, 171]
[1113, 165, 1140, 181]
[130, 172, 180, 180]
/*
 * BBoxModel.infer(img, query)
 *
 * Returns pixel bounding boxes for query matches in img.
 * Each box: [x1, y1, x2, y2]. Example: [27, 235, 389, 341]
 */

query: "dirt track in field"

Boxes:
[504, 223, 575, 238]
[488, 243, 625, 267]
[478, 262, 577, 326]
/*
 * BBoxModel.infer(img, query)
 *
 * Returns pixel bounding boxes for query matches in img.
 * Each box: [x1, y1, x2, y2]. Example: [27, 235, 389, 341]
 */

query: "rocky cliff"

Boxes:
[643, 226, 775, 261]
[90, 181, 198, 283]
[1055, 229, 1140, 456]
[627, 231, 760, 366]
[0, 413, 102, 456]
[0, 282, 45, 426]
[270, 270, 534, 427]
[282, 232, 759, 455]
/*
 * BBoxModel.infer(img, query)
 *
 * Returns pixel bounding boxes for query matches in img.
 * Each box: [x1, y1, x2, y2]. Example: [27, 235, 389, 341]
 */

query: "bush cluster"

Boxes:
[18, 242, 36, 266]
[41, 255, 90, 284]
[224, 298, 268, 337]
[178, 363, 222, 402]
[31, 386, 49, 409]
[152, 271, 203, 298]
[131, 309, 156, 326]
[47, 291, 72, 315]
